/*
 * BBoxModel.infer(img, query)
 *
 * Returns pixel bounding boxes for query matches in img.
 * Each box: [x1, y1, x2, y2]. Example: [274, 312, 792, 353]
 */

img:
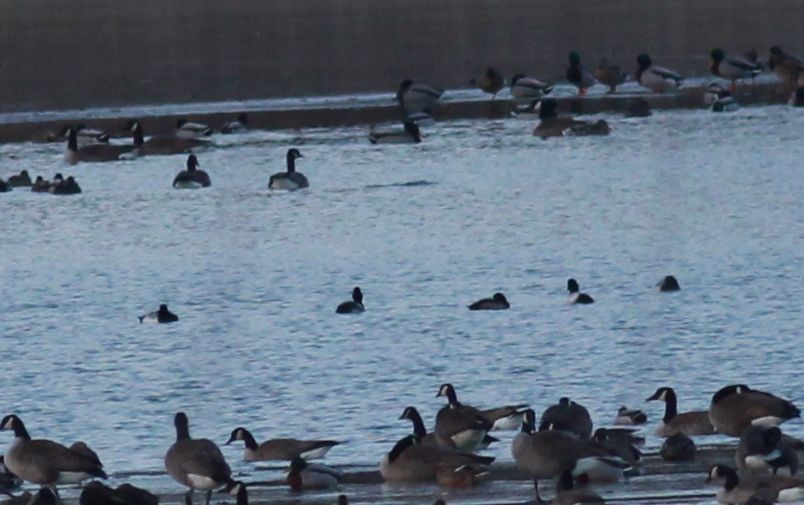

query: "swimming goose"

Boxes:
[378, 434, 495, 482]
[470, 67, 505, 99]
[567, 279, 594, 305]
[636, 54, 683, 93]
[30, 176, 50, 193]
[6, 171, 31, 188]
[173, 155, 211, 189]
[710, 49, 762, 92]
[738, 426, 798, 476]
[399, 406, 501, 449]
[268, 148, 308, 190]
[80, 482, 159, 505]
[646, 387, 716, 437]
[434, 384, 494, 451]
[534, 470, 606, 505]
[592, 428, 642, 465]
[595, 59, 628, 94]
[510, 74, 554, 110]
[436, 464, 489, 488]
[768, 46, 803, 92]
[287, 457, 339, 490]
[220, 114, 248, 134]
[468, 293, 509, 311]
[706, 464, 804, 504]
[660, 433, 696, 461]
[176, 119, 213, 139]
[0, 414, 107, 486]
[0, 456, 21, 491]
[368, 122, 421, 144]
[165, 412, 232, 505]
[139, 304, 178, 324]
[657, 275, 681, 292]
[540, 398, 593, 439]
[64, 127, 137, 164]
[126, 121, 210, 156]
[709, 385, 800, 437]
[220, 481, 247, 505]
[225, 427, 339, 461]
[50, 176, 82, 195]
[396, 79, 444, 115]
[533, 99, 610, 138]
[566, 51, 596, 96]
[614, 406, 647, 425]
[335, 287, 364, 314]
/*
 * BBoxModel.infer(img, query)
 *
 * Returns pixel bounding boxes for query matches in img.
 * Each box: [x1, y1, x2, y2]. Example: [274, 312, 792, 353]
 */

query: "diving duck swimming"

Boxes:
[532, 99, 610, 138]
[173, 154, 211, 189]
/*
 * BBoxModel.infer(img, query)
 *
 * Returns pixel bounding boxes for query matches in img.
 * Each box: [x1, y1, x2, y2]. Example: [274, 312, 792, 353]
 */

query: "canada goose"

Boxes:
[399, 406, 451, 447]
[592, 428, 642, 465]
[567, 279, 595, 305]
[706, 464, 804, 504]
[368, 122, 421, 144]
[470, 67, 505, 98]
[6, 171, 31, 188]
[50, 176, 82, 195]
[69, 442, 102, 468]
[709, 385, 800, 437]
[225, 427, 339, 461]
[126, 121, 210, 156]
[0, 492, 31, 505]
[396, 79, 444, 115]
[56, 125, 109, 146]
[533, 99, 610, 138]
[80, 482, 159, 505]
[595, 59, 628, 94]
[540, 398, 593, 439]
[220, 481, 247, 505]
[378, 434, 494, 482]
[657, 275, 681, 292]
[0, 456, 21, 491]
[335, 287, 364, 314]
[512, 410, 628, 485]
[0, 414, 107, 486]
[287, 457, 339, 490]
[436, 464, 489, 488]
[176, 119, 213, 139]
[220, 114, 248, 134]
[64, 127, 137, 164]
[510, 74, 554, 108]
[268, 148, 308, 190]
[534, 470, 606, 505]
[165, 412, 232, 505]
[173, 155, 211, 189]
[636, 54, 683, 93]
[768, 46, 803, 92]
[646, 387, 716, 436]
[566, 52, 596, 96]
[139, 304, 178, 324]
[468, 293, 509, 311]
[737, 426, 798, 476]
[660, 433, 696, 462]
[710, 49, 762, 92]
[435, 384, 494, 451]
[614, 406, 647, 425]
[30, 176, 50, 193]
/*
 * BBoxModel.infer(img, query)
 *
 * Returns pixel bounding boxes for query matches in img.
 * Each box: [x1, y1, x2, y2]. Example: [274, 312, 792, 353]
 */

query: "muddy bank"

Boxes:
[0, 0, 801, 112]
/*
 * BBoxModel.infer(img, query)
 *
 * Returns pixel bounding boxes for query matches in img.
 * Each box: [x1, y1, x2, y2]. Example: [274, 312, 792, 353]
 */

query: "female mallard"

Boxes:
[470, 67, 505, 99]
[595, 59, 628, 94]
[768, 46, 802, 92]
[636, 54, 683, 93]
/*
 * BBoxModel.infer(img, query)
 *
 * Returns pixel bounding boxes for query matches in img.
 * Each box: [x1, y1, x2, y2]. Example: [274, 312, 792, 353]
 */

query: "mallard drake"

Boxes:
[268, 148, 308, 190]
[510, 74, 554, 108]
[614, 406, 647, 425]
[704, 83, 739, 112]
[220, 114, 248, 134]
[286, 457, 340, 490]
[566, 51, 596, 96]
[369, 122, 421, 144]
[636, 54, 683, 93]
[176, 119, 213, 139]
[532, 99, 609, 138]
[470, 67, 505, 98]
[396, 79, 444, 115]
[173, 155, 211, 189]
[595, 59, 628, 94]
[710, 49, 762, 92]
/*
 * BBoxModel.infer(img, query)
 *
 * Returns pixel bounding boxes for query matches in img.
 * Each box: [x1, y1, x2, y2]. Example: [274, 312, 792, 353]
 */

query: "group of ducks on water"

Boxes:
[137, 276, 677, 324]
[2, 382, 803, 505]
[0, 170, 81, 195]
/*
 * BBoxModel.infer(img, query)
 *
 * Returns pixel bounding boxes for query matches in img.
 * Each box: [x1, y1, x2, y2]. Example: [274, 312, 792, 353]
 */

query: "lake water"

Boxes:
[1, 105, 803, 502]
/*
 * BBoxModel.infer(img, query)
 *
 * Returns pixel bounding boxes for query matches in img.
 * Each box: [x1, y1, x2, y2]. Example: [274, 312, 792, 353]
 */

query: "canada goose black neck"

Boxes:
[187, 155, 199, 171]
[636, 54, 652, 81]
[352, 287, 363, 304]
[437, 383, 460, 406]
[227, 428, 259, 450]
[132, 122, 144, 147]
[234, 483, 248, 505]
[710, 465, 740, 491]
[174, 412, 190, 440]
[1, 415, 30, 439]
[286, 149, 301, 173]
[520, 409, 536, 434]
[400, 407, 427, 438]
[67, 128, 78, 151]
[388, 435, 417, 463]
[648, 387, 678, 422]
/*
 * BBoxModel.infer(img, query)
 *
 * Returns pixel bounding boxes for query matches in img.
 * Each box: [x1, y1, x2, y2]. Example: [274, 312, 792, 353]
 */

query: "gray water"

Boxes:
[1, 105, 803, 501]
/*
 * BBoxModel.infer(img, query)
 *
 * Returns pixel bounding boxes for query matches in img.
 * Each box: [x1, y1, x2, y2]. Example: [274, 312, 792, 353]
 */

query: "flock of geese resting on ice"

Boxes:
[2, 382, 804, 505]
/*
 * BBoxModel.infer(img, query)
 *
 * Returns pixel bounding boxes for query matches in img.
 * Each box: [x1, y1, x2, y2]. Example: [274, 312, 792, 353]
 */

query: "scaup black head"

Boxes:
[637, 53, 652, 68]
[567, 278, 580, 293]
[711, 48, 725, 62]
[492, 293, 507, 303]
[537, 98, 557, 120]
[158, 304, 170, 314]
[351, 287, 363, 303]
[187, 155, 199, 171]
[568, 51, 582, 65]
[659, 275, 681, 292]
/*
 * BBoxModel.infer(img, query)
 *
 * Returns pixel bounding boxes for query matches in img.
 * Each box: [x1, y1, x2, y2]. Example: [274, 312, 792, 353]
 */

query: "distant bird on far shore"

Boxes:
[470, 67, 505, 99]
[595, 59, 628, 94]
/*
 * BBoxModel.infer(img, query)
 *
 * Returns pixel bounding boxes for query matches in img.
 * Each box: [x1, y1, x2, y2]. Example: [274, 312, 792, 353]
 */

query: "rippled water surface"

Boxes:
[1, 105, 803, 498]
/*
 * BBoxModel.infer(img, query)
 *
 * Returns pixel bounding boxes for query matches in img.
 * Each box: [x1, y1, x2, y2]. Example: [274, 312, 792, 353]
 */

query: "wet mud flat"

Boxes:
[43, 443, 800, 505]
[0, 81, 792, 145]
